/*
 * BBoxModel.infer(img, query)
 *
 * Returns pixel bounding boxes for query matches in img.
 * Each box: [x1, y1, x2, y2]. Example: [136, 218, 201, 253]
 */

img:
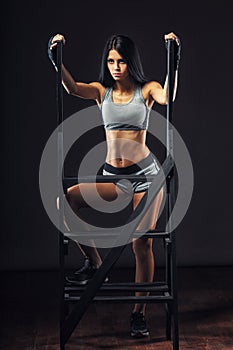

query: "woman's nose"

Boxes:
[114, 62, 120, 70]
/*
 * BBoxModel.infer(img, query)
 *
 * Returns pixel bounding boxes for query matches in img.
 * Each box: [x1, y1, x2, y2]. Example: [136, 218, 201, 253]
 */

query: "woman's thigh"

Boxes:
[133, 187, 164, 231]
[66, 182, 131, 209]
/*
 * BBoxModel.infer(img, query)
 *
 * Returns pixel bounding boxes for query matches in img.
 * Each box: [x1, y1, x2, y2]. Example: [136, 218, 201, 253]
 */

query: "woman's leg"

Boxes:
[132, 188, 164, 314]
[65, 182, 123, 267]
[132, 237, 154, 314]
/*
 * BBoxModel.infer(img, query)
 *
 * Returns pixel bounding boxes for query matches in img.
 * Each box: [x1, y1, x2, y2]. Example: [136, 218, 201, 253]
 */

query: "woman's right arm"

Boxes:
[61, 64, 104, 102]
[49, 34, 104, 104]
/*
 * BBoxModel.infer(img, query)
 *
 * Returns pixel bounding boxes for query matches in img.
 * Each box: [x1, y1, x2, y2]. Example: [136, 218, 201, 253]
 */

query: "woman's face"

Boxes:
[107, 49, 129, 81]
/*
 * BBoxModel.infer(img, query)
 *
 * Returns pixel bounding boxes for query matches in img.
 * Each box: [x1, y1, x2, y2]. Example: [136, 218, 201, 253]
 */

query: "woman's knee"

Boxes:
[132, 238, 153, 258]
[66, 187, 73, 205]
[66, 185, 81, 207]
[56, 185, 82, 213]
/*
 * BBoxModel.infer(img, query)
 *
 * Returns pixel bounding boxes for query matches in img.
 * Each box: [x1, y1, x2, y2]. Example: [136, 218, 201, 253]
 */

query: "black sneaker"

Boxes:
[65, 258, 108, 285]
[130, 312, 150, 337]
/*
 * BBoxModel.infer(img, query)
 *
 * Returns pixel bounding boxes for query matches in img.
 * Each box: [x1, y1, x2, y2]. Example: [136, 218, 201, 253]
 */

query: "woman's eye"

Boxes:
[107, 59, 126, 64]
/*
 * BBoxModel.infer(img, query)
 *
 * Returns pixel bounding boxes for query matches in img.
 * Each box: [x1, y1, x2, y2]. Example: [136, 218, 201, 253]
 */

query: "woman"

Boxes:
[48, 32, 180, 337]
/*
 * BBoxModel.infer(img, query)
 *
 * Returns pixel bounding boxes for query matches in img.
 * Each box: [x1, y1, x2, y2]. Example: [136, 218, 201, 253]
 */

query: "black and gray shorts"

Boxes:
[103, 152, 160, 194]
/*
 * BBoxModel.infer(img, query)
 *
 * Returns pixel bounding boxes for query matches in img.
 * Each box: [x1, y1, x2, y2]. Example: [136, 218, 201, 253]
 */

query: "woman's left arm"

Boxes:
[149, 32, 180, 105]
[149, 72, 178, 105]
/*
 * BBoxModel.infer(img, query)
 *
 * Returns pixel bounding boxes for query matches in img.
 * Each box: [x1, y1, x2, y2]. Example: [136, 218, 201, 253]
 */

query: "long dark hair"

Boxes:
[98, 34, 148, 87]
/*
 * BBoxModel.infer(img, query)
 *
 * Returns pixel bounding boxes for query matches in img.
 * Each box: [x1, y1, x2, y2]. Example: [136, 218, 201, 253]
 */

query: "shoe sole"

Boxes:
[65, 277, 88, 285]
[131, 330, 150, 337]
[65, 276, 109, 285]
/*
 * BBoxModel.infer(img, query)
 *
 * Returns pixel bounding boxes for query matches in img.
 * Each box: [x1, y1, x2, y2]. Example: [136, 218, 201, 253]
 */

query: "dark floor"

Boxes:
[0, 267, 233, 350]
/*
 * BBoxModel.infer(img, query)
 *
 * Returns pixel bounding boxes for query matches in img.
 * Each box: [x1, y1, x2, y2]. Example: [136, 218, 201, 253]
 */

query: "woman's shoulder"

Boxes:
[89, 82, 109, 103]
[141, 80, 161, 92]
[140, 81, 162, 108]
[90, 82, 112, 106]
[89, 81, 106, 92]
[141, 81, 160, 99]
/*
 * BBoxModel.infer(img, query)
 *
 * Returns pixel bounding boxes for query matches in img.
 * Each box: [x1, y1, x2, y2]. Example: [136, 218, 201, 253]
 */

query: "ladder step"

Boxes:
[65, 294, 173, 303]
[64, 295, 173, 303]
[63, 175, 161, 183]
[64, 231, 170, 239]
[65, 282, 169, 293]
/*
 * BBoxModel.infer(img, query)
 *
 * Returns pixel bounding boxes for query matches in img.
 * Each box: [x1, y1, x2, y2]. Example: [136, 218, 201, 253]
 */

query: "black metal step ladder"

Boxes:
[55, 39, 179, 350]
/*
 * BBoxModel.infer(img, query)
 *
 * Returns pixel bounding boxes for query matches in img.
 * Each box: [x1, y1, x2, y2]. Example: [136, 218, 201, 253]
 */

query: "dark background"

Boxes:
[1, 0, 232, 271]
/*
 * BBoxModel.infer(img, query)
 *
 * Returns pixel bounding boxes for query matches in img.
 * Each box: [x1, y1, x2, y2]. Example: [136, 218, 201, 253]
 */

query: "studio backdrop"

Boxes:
[1, 0, 232, 270]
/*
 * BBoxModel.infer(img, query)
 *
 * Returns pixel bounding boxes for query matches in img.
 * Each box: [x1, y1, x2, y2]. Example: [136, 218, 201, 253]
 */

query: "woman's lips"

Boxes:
[113, 73, 121, 76]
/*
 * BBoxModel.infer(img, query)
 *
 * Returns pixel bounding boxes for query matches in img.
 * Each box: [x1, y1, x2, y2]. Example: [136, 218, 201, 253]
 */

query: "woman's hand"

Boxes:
[49, 33, 66, 49]
[164, 32, 181, 71]
[164, 32, 180, 46]
[48, 33, 66, 69]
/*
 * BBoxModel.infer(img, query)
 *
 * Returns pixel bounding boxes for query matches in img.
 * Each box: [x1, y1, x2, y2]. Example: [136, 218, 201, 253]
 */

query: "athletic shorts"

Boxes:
[102, 152, 160, 194]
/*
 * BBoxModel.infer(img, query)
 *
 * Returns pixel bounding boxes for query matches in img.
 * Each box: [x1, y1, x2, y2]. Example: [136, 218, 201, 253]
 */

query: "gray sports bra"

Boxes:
[100, 85, 151, 130]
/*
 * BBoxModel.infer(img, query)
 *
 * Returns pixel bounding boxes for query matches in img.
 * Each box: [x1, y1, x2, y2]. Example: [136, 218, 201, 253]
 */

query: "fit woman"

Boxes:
[48, 32, 180, 337]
